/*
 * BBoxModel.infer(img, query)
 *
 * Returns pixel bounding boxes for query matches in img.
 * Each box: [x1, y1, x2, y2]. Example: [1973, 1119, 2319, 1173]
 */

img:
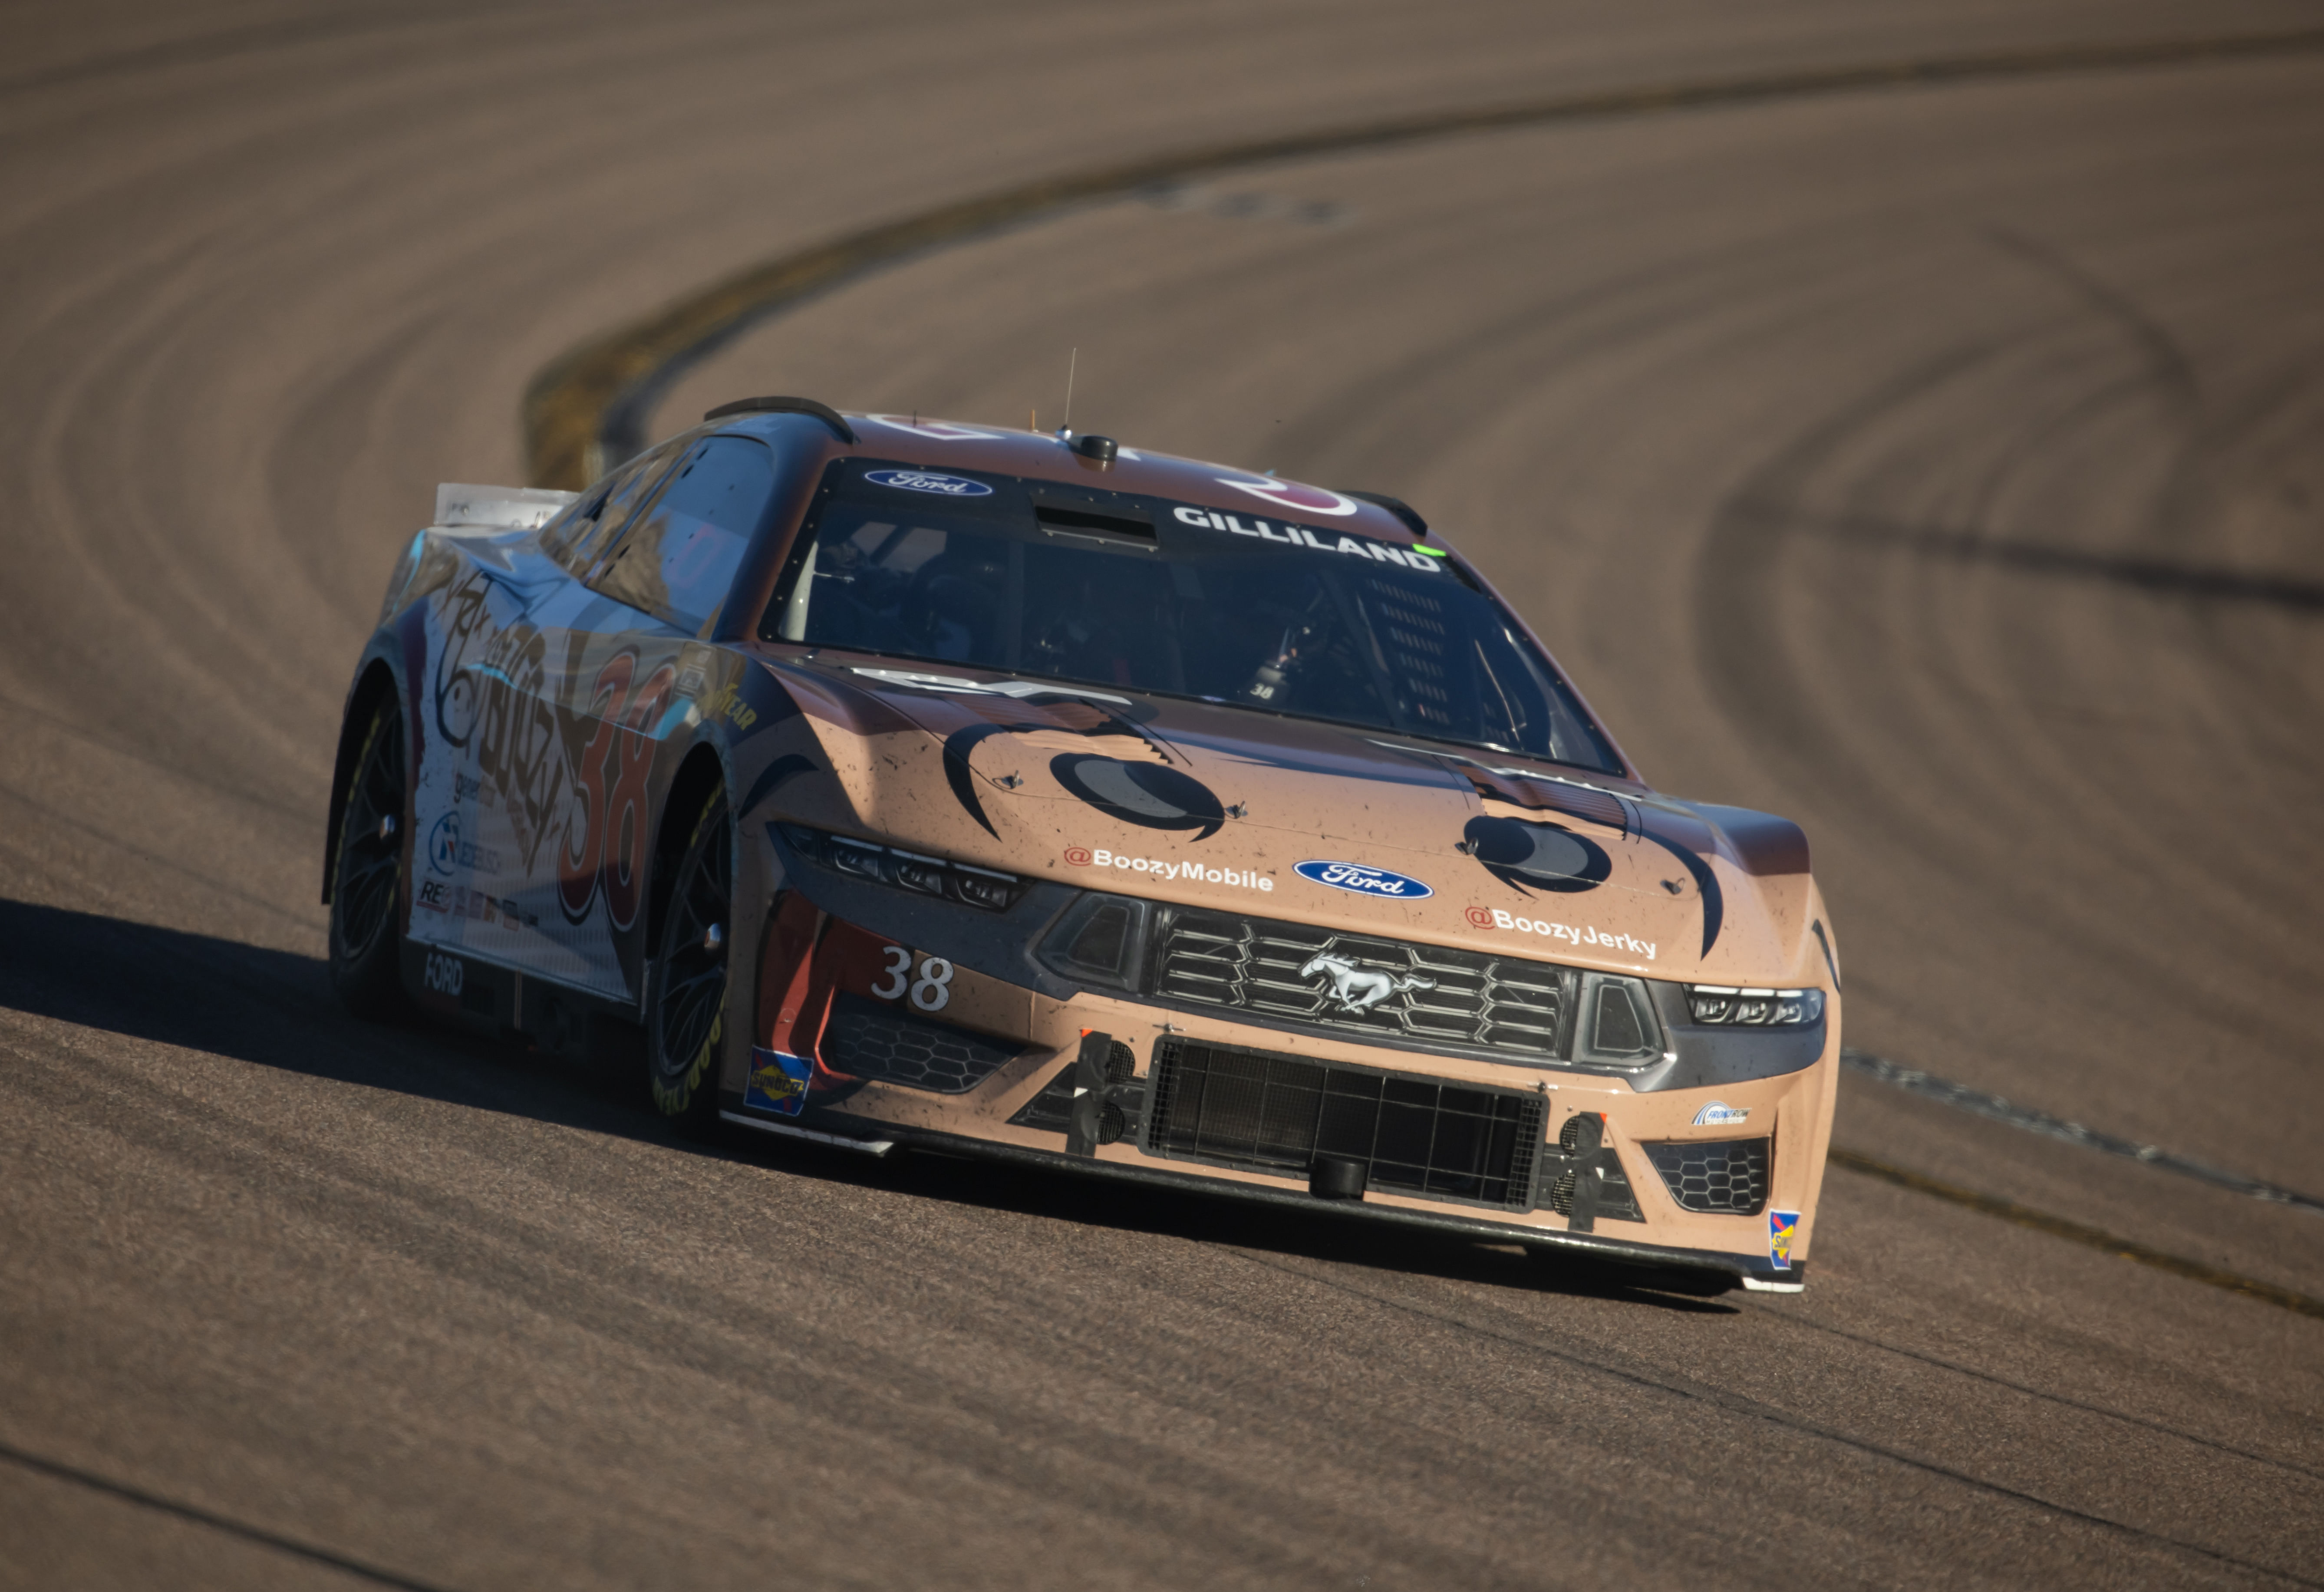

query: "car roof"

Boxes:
[711, 408, 1430, 546]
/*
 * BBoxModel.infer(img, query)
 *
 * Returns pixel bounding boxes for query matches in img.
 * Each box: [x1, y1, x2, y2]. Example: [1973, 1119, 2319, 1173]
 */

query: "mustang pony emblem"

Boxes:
[1299, 952, 1435, 1014]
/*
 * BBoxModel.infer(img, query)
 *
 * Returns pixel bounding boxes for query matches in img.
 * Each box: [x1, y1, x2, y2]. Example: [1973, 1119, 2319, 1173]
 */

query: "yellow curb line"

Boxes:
[524, 26, 2324, 489]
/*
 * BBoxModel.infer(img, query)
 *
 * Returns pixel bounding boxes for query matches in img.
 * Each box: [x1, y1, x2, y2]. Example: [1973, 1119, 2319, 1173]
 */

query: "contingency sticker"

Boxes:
[746, 1047, 813, 1117]
[1768, 1209, 1801, 1270]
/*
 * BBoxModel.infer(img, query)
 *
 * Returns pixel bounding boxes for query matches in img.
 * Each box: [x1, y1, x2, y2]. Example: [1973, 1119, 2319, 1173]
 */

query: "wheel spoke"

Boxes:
[334, 709, 407, 963]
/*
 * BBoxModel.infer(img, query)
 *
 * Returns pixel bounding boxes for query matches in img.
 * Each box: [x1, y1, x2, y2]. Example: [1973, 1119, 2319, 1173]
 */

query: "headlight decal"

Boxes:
[1684, 985, 1824, 1027]
[778, 824, 1027, 913]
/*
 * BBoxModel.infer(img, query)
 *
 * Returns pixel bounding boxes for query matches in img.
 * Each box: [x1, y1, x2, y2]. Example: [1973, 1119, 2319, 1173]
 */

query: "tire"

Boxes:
[329, 695, 410, 1020]
[645, 784, 732, 1129]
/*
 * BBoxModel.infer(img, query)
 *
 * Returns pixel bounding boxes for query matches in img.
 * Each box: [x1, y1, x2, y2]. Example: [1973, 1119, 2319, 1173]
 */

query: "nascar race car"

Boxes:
[325, 396, 1841, 1292]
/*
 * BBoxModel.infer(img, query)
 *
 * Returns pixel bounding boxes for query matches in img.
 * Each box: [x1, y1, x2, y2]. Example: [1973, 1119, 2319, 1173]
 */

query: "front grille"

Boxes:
[818, 992, 1024, 1093]
[1149, 907, 1566, 1063]
[1145, 1038, 1545, 1209]
[1645, 1137, 1771, 1214]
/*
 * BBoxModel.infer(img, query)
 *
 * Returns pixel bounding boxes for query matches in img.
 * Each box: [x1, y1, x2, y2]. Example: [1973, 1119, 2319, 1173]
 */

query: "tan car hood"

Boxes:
[760, 657, 1822, 985]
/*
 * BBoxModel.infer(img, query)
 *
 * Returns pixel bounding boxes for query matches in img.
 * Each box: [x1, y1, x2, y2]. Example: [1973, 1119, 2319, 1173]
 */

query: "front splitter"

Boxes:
[718, 1096, 1805, 1291]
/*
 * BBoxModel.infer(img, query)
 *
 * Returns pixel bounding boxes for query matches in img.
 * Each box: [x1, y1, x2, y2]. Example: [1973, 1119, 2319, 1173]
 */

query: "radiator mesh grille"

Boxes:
[1146, 1038, 1544, 1209]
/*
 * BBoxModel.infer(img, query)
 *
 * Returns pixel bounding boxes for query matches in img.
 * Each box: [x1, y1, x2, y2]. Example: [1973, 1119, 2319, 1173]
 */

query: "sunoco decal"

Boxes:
[1296, 860, 1431, 900]
[747, 1047, 812, 1116]
[864, 468, 993, 498]
[1769, 1209, 1800, 1270]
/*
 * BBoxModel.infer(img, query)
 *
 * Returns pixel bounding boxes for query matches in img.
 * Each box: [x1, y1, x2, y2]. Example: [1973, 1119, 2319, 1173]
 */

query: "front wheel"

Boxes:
[329, 696, 410, 1020]
[645, 785, 731, 1129]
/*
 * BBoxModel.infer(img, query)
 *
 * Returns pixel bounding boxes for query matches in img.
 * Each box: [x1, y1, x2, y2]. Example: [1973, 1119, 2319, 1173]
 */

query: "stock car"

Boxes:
[324, 396, 1842, 1292]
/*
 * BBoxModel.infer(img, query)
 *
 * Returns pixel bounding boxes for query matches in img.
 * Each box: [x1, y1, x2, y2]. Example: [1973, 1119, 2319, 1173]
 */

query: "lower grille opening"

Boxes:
[818, 991, 1025, 1094]
[1146, 1038, 1544, 1210]
[1645, 1137, 1771, 1214]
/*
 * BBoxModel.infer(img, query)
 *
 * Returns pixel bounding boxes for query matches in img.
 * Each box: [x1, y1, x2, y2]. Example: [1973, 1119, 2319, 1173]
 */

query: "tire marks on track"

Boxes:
[1223, 1247, 2324, 1589]
[1758, 1310, 2324, 1485]
[0, 1440, 454, 1592]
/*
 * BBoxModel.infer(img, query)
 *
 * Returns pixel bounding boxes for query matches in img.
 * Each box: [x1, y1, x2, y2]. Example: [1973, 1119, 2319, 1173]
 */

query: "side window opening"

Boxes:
[591, 435, 778, 634]
[542, 439, 687, 575]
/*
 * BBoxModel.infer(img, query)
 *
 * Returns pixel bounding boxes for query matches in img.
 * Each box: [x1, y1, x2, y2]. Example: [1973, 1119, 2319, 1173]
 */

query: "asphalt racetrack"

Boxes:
[3, 3, 2321, 1586]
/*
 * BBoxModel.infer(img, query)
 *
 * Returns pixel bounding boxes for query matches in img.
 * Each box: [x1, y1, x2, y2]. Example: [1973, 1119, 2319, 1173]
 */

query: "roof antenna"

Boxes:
[1058, 348, 1078, 439]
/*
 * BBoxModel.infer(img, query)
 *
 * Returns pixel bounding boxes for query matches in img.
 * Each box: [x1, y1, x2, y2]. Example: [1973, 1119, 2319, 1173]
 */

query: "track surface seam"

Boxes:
[1827, 1149, 2324, 1319]
[1843, 1048, 2324, 1214]
[1755, 1310, 2324, 1483]
[521, 23, 2324, 488]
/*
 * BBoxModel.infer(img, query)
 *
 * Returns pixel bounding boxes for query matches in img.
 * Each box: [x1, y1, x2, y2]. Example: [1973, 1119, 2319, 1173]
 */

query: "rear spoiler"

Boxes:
[434, 482, 577, 531]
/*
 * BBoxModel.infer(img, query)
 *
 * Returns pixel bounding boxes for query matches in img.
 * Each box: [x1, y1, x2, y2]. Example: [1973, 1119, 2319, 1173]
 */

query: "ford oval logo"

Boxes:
[864, 468, 993, 497]
[1295, 860, 1433, 900]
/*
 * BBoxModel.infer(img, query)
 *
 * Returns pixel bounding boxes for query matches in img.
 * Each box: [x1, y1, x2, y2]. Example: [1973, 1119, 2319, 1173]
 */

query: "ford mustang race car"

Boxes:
[325, 396, 1842, 1292]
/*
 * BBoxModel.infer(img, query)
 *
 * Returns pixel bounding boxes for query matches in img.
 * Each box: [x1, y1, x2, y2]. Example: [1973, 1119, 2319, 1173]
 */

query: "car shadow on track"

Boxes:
[0, 897, 1735, 1315]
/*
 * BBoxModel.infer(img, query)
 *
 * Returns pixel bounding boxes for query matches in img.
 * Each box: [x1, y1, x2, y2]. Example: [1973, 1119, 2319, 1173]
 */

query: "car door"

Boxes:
[406, 440, 692, 1002]
[545, 434, 781, 997]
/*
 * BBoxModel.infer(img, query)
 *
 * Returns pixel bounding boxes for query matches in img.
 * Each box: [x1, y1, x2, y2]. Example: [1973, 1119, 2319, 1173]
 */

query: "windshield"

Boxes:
[762, 461, 1622, 773]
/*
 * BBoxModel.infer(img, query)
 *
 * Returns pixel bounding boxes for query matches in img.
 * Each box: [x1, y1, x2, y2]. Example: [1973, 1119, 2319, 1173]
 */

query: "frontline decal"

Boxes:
[1693, 1101, 1750, 1127]
[1296, 860, 1431, 900]
[1066, 846, 1273, 892]
[1167, 505, 1438, 571]
[1467, 905, 1655, 961]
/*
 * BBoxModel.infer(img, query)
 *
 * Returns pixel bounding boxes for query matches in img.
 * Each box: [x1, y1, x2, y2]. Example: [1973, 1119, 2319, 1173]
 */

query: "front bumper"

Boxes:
[717, 861, 1834, 1290]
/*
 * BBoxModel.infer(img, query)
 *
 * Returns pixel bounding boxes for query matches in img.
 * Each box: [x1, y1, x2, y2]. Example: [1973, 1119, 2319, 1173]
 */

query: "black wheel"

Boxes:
[329, 695, 410, 1020]
[646, 785, 731, 1127]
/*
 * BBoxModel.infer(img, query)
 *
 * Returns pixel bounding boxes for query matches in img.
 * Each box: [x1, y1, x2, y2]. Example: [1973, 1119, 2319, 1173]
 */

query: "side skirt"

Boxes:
[399, 939, 640, 1060]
